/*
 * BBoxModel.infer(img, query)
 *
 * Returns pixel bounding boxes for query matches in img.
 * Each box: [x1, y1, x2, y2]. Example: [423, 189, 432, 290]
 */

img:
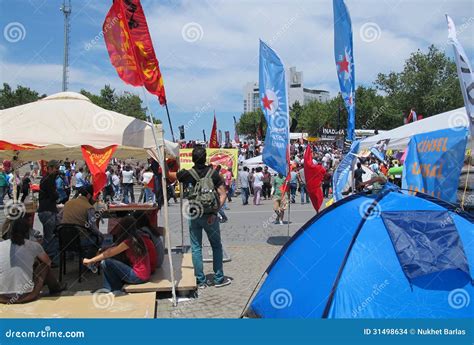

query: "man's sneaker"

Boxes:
[279, 220, 284, 225]
[214, 277, 232, 288]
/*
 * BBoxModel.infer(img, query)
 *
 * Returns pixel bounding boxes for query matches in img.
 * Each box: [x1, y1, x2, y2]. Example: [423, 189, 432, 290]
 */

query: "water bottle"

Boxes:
[87, 264, 98, 274]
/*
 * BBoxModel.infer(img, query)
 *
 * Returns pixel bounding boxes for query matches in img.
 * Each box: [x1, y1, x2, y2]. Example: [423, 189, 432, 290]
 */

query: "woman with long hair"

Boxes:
[0, 218, 65, 304]
[83, 216, 154, 292]
[133, 211, 165, 269]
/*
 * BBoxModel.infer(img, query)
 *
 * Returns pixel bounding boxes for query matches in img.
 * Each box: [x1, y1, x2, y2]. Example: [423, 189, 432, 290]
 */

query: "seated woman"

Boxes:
[0, 218, 66, 304]
[83, 216, 155, 292]
[133, 211, 165, 269]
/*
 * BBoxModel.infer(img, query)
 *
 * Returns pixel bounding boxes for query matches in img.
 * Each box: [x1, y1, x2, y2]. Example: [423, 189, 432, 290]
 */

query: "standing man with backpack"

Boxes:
[167, 147, 231, 288]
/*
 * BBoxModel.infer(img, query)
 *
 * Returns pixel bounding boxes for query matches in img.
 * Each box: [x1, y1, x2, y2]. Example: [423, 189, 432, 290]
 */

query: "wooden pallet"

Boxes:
[124, 253, 196, 293]
[0, 292, 156, 318]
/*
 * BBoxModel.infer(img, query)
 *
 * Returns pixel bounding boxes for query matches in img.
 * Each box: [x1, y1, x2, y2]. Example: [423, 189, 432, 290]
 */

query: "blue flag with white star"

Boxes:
[333, 0, 355, 142]
[259, 40, 289, 176]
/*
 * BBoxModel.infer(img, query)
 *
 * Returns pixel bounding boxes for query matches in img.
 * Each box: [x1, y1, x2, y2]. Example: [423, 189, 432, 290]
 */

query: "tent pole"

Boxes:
[179, 182, 185, 249]
[159, 142, 177, 307]
[142, 88, 177, 306]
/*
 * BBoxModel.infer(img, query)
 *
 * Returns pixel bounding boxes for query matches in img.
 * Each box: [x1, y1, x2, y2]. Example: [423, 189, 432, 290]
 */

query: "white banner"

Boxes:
[446, 15, 474, 138]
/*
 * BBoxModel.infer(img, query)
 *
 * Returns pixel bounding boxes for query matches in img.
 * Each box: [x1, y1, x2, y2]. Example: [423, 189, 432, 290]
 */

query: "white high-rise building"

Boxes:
[243, 67, 330, 113]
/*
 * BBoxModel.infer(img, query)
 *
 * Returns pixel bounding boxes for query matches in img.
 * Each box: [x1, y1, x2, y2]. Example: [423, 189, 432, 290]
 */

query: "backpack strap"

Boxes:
[204, 167, 214, 179]
[188, 168, 201, 182]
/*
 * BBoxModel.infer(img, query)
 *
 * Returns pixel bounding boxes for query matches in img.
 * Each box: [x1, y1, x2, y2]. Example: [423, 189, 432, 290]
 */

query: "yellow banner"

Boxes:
[179, 148, 238, 177]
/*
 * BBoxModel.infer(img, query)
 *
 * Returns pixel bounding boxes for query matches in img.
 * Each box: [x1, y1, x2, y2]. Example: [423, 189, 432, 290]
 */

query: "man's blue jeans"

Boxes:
[0, 186, 6, 206]
[122, 184, 135, 204]
[188, 215, 224, 284]
[101, 258, 146, 292]
[38, 211, 58, 262]
[241, 187, 249, 205]
[300, 184, 310, 203]
[144, 188, 155, 203]
[290, 183, 297, 202]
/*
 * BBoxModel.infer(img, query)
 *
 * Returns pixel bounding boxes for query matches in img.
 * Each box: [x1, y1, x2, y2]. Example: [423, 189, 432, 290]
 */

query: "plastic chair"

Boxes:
[57, 223, 101, 283]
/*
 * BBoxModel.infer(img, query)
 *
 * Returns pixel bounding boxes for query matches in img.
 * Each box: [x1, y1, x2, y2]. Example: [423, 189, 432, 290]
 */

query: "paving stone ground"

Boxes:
[0, 179, 320, 318]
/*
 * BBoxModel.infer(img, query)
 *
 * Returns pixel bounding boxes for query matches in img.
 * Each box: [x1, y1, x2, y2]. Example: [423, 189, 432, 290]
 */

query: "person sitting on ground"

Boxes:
[61, 185, 103, 257]
[0, 218, 66, 304]
[133, 211, 165, 269]
[82, 216, 153, 292]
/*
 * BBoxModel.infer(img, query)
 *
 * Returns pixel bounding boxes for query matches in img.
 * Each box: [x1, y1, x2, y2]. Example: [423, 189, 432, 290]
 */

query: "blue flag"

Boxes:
[402, 127, 468, 203]
[333, 0, 355, 142]
[259, 40, 289, 176]
[333, 140, 360, 201]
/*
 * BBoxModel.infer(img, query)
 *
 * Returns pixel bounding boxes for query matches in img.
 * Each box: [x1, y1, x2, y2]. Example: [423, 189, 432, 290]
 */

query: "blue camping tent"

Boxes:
[246, 188, 473, 318]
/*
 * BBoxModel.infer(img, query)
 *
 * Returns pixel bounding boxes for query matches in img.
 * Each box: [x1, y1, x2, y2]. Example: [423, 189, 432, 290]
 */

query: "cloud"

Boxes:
[1, 0, 473, 139]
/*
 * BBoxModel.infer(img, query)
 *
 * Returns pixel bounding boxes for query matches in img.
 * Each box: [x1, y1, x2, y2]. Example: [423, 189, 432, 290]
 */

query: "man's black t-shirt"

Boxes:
[354, 168, 365, 184]
[176, 164, 224, 189]
[38, 173, 58, 213]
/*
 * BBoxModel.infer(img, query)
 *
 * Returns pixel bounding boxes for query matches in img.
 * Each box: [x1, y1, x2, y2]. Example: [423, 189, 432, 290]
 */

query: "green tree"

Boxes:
[375, 45, 463, 118]
[0, 83, 45, 109]
[80, 85, 160, 123]
[236, 109, 266, 137]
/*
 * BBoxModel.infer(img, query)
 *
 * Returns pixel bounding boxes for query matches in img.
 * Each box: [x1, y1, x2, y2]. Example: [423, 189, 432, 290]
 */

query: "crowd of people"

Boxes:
[0, 136, 408, 304]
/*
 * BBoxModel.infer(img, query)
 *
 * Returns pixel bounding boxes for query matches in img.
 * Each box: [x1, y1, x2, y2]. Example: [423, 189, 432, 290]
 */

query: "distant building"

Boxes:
[243, 67, 330, 113]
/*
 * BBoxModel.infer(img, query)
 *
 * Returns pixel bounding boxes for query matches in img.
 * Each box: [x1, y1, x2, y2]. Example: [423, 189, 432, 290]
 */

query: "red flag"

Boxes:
[81, 145, 117, 199]
[103, 0, 167, 105]
[304, 145, 326, 212]
[209, 114, 219, 148]
[257, 118, 263, 140]
[280, 173, 291, 194]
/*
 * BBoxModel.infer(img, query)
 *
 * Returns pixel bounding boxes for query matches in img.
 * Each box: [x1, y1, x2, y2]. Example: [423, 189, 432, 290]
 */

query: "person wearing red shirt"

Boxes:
[83, 217, 152, 292]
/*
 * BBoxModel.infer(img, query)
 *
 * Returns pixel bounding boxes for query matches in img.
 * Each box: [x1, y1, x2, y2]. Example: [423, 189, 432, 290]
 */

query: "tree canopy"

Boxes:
[0, 83, 160, 123]
[237, 45, 463, 137]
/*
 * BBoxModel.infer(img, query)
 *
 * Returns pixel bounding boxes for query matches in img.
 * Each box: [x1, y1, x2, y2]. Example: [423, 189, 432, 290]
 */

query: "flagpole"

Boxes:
[164, 102, 176, 143]
[287, 190, 290, 238]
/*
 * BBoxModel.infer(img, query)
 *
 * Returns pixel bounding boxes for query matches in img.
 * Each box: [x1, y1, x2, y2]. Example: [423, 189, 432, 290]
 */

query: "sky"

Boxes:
[0, 0, 473, 141]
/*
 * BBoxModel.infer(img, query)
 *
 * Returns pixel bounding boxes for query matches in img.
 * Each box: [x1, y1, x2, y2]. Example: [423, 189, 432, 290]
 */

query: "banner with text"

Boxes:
[402, 127, 468, 203]
[179, 148, 238, 177]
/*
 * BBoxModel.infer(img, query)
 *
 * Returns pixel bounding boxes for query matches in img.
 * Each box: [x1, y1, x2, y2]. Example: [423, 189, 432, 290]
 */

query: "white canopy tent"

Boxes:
[359, 107, 470, 151]
[0, 92, 179, 160]
[0, 91, 179, 305]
